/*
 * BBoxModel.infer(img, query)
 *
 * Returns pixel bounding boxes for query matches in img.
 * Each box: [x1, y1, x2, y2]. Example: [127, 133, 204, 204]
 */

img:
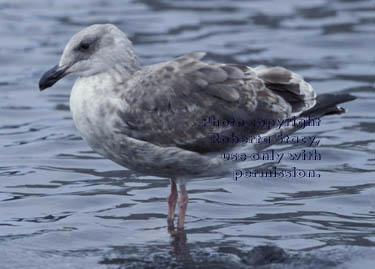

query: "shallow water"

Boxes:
[0, 0, 374, 268]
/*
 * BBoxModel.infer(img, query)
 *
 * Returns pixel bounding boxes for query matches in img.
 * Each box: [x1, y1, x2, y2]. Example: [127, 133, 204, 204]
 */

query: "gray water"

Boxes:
[0, 0, 374, 268]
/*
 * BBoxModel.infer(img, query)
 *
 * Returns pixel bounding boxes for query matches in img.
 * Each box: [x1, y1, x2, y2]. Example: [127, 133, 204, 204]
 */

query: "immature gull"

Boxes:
[39, 24, 355, 231]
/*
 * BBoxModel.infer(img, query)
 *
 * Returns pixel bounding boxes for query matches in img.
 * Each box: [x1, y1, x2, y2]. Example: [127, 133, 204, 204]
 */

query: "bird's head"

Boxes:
[39, 24, 138, 91]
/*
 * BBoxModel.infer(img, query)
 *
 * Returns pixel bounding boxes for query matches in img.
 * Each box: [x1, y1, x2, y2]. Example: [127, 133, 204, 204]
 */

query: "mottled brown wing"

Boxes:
[115, 52, 312, 153]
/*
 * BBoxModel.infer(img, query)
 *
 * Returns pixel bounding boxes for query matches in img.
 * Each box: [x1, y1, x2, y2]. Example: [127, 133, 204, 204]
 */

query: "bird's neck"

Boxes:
[114, 45, 141, 78]
[106, 62, 139, 85]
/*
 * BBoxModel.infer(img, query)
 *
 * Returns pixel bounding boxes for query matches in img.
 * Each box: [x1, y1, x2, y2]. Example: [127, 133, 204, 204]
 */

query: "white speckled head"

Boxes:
[39, 24, 140, 90]
[59, 24, 139, 77]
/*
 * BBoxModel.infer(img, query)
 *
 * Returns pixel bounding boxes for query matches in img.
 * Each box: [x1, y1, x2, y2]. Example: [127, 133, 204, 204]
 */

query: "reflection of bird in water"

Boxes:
[170, 230, 189, 260]
[39, 24, 355, 232]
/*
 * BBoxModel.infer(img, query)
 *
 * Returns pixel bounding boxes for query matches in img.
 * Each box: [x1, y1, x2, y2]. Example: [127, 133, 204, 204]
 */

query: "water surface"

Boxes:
[0, 0, 374, 268]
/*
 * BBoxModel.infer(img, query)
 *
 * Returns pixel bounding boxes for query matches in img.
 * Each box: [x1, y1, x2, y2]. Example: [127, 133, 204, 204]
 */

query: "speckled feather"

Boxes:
[114, 52, 315, 153]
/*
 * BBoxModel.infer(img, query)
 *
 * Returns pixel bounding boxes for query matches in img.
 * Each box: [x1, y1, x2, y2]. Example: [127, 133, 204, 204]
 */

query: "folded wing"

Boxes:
[115, 52, 316, 153]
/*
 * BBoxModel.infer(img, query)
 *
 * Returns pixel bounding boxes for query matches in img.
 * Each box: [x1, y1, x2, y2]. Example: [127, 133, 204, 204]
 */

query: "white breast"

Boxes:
[69, 73, 123, 158]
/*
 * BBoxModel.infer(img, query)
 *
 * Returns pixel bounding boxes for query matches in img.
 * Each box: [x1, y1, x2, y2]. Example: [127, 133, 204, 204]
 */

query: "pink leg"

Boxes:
[177, 183, 189, 230]
[167, 178, 178, 230]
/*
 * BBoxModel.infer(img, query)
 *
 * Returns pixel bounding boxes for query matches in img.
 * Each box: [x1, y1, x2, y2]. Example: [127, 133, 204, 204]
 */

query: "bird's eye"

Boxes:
[79, 42, 90, 51]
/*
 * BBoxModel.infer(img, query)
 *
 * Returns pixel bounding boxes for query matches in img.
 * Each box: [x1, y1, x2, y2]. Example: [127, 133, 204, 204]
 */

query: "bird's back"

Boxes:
[114, 52, 316, 154]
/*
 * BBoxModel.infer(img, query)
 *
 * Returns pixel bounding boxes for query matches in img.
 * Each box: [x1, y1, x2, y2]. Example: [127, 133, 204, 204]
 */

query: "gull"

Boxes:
[39, 24, 355, 231]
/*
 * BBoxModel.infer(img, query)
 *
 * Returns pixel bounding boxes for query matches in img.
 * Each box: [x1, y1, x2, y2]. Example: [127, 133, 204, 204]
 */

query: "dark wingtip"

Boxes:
[301, 93, 357, 117]
[336, 93, 357, 103]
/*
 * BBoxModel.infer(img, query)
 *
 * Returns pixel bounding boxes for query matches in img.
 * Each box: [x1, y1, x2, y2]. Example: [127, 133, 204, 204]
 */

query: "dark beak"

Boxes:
[39, 64, 69, 91]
